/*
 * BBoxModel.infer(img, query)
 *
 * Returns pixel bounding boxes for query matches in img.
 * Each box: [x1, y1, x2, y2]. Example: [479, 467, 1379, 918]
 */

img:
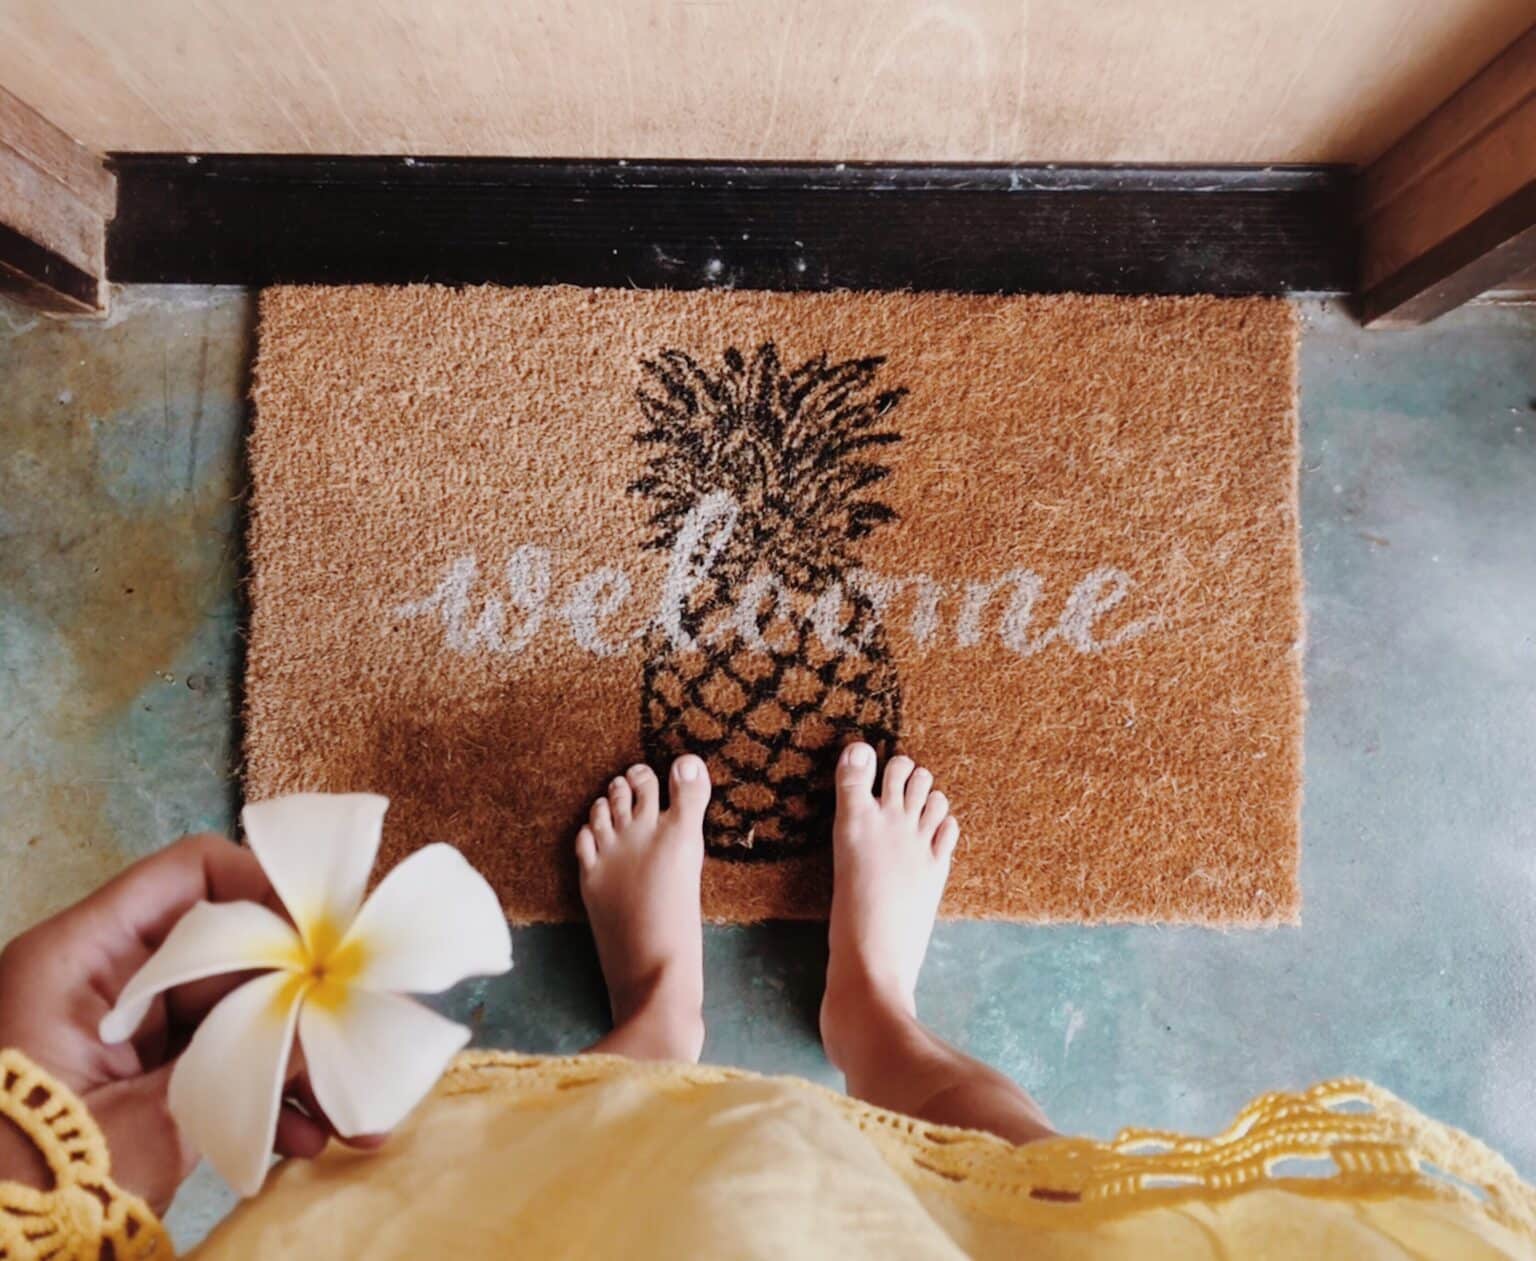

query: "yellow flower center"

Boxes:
[305, 933, 368, 1013]
[271, 912, 370, 1018]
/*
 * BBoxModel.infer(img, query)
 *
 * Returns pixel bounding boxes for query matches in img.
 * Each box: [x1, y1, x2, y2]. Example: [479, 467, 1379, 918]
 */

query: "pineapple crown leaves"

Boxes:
[629, 342, 907, 587]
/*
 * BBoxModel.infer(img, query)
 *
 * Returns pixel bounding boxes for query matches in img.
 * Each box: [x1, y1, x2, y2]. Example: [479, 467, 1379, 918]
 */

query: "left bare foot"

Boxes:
[577, 756, 709, 1062]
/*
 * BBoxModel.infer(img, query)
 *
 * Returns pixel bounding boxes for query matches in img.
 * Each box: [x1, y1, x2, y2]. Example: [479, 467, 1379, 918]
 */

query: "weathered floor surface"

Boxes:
[2, 290, 1532, 1246]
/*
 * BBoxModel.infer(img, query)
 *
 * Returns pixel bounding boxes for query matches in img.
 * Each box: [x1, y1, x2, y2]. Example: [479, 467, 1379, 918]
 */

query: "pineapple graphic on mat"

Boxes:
[631, 341, 908, 859]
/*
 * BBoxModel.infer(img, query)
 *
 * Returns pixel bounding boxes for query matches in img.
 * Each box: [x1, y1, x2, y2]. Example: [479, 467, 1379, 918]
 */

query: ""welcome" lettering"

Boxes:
[394, 494, 1157, 660]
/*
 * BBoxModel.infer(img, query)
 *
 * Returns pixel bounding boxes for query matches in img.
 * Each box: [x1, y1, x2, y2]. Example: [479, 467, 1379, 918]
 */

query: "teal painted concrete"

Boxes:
[1, 290, 250, 934]
[2, 290, 1533, 1246]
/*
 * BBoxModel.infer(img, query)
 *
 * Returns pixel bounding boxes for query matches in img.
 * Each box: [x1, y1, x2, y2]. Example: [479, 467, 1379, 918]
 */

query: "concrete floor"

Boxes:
[2, 288, 1533, 1247]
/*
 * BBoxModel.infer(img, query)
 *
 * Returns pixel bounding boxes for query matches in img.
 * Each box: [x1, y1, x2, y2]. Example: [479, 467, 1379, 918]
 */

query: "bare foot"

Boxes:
[816, 751, 1052, 1141]
[820, 743, 959, 1065]
[577, 755, 710, 1062]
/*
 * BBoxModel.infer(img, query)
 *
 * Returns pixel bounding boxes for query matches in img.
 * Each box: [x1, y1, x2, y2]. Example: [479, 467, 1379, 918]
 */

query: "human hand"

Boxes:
[0, 833, 369, 1214]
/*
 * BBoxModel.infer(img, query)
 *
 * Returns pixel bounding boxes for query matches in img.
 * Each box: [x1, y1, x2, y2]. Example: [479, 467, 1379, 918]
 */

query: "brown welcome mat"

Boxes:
[246, 286, 1302, 925]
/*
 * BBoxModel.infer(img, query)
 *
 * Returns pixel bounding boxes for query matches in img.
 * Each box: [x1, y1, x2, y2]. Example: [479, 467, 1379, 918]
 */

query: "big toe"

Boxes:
[666, 754, 711, 823]
[836, 742, 878, 808]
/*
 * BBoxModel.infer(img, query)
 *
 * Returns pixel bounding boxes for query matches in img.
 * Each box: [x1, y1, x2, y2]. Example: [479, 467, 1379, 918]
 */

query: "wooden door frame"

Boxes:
[0, 85, 114, 315]
[2, 21, 1532, 326]
[1358, 24, 1536, 327]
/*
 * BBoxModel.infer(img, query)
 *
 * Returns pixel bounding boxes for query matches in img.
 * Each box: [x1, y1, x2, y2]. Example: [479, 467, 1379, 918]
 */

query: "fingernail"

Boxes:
[845, 744, 873, 768]
[676, 758, 700, 782]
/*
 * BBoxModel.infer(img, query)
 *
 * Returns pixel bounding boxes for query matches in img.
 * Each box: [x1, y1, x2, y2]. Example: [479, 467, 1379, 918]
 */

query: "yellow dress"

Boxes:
[4, 1049, 1534, 1260]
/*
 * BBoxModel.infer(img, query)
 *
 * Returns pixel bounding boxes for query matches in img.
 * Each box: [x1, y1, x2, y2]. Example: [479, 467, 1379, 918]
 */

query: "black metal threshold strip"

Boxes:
[106, 156, 1355, 296]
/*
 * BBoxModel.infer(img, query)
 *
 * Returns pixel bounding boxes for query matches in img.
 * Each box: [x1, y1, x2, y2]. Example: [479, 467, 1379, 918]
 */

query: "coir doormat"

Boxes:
[246, 286, 1302, 925]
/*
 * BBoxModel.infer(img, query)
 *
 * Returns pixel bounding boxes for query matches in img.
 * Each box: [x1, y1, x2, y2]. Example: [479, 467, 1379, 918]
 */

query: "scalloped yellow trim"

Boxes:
[0, 1050, 172, 1261]
[442, 1051, 1536, 1241]
[4, 1047, 1531, 1257]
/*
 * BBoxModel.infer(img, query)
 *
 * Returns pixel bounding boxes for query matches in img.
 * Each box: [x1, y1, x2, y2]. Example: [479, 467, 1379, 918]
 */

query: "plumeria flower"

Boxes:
[99, 794, 512, 1195]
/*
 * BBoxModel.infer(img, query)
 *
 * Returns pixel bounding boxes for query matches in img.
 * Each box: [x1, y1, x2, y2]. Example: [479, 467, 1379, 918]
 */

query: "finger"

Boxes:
[164, 967, 269, 1034]
[47, 834, 277, 1022]
[288, 1075, 389, 1150]
[76, 833, 276, 954]
[275, 1056, 337, 1155]
[274, 1101, 330, 1159]
[84, 1062, 193, 1217]
[2, 833, 274, 1041]
[129, 992, 171, 1064]
[343, 1131, 391, 1151]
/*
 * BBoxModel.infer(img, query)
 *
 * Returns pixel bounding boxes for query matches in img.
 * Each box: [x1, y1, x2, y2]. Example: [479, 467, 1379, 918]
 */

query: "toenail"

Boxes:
[628, 764, 652, 778]
[845, 744, 873, 768]
[676, 758, 700, 781]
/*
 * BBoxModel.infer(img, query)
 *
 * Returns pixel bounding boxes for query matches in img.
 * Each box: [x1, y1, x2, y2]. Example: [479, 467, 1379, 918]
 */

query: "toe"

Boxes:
[590, 796, 614, 841]
[836, 742, 878, 808]
[576, 826, 599, 870]
[626, 763, 660, 821]
[919, 790, 949, 836]
[881, 754, 915, 804]
[666, 754, 711, 824]
[608, 775, 634, 824]
[904, 766, 934, 814]
[933, 816, 960, 860]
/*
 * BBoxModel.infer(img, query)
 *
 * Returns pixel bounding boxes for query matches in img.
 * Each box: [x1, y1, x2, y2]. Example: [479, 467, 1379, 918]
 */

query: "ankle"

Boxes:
[609, 970, 706, 1062]
[819, 967, 918, 1074]
[610, 1008, 705, 1063]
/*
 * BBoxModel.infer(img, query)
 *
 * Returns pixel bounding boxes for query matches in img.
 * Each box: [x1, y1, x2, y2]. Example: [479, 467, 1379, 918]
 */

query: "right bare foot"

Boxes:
[820, 743, 959, 1067]
[577, 756, 710, 1062]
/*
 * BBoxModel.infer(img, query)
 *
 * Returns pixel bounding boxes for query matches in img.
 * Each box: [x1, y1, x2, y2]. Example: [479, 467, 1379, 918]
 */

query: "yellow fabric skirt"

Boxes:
[188, 1052, 1536, 1260]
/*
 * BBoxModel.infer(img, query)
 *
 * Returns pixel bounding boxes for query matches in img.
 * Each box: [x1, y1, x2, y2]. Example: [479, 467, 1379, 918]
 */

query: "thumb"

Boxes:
[84, 1061, 195, 1217]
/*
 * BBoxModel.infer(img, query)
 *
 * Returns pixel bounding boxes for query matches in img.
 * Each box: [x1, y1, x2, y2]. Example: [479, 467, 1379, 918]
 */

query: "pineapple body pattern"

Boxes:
[632, 343, 907, 860]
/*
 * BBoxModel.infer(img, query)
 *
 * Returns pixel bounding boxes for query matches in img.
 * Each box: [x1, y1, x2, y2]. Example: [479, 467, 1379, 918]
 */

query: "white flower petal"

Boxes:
[341, 843, 511, 994]
[99, 901, 301, 1044]
[299, 989, 469, 1137]
[168, 970, 307, 1197]
[242, 793, 388, 953]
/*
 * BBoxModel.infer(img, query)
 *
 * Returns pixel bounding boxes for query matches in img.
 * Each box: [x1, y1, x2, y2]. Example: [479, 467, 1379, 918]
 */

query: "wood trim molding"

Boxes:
[0, 85, 115, 316]
[105, 156, 1354, 297]
[1359, 23, 1536, 327]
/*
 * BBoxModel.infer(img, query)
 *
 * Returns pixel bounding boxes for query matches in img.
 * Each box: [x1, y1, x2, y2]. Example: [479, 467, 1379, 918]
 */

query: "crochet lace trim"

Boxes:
[4, 1047, 1531, 1256]
[0, 1050, 172, 1261]
[443, 1051, 1536, 1240]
